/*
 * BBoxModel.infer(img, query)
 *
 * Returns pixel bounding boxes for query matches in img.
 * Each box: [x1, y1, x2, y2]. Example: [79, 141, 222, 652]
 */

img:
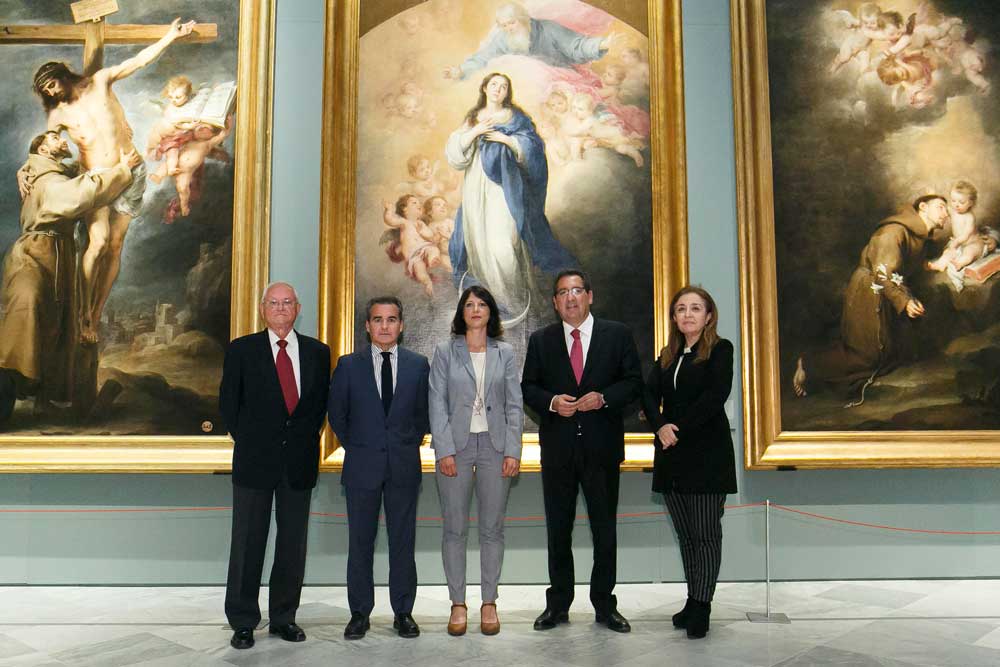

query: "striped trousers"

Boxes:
[663, 491, 726, 602]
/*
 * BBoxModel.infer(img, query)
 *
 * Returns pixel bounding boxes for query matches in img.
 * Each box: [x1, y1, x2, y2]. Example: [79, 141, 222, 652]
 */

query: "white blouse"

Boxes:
[673, 347, 692, 389]
[470, 351, 489, 433]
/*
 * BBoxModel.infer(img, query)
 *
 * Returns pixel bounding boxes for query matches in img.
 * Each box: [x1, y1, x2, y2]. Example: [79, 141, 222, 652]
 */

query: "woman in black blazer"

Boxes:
[641, 286, 736, 639]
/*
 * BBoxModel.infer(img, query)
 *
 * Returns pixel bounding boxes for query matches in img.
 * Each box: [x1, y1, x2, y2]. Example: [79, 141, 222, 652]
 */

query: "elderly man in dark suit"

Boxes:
[219, 281, 331, 650]
[522, 269, 642, 633]
[328, 296, 430, 639]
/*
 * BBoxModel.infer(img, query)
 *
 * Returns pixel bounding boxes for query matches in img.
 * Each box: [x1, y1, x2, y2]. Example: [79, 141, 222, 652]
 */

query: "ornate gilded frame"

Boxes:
[319, 0, 688, 472]
[0, 0, 276, 472]
[733, 0, 1000, 468]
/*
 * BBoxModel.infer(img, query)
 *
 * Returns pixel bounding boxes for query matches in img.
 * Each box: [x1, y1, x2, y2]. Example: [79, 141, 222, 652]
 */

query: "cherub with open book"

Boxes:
[146, 75, 235, 220]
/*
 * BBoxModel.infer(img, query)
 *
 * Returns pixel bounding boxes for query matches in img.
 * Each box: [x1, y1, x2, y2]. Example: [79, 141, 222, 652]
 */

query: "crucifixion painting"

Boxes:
[0, 0, 241, 436]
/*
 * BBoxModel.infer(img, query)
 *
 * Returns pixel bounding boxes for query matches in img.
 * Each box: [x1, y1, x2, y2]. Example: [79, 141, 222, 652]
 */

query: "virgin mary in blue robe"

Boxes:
[445, 76, 578, 323]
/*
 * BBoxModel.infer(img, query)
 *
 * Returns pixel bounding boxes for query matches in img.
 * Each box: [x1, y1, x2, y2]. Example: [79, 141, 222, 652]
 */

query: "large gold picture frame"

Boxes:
[319, 0, 689, 472]
[0, 0, 275, 472]
[733, 0, 1000, 468]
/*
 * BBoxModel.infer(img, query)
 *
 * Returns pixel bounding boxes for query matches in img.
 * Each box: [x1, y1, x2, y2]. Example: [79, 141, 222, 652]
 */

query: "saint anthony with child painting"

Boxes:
[0, 0, 240, 436]
[767, 0, 1000, 430]
[355, 0, 656, 413]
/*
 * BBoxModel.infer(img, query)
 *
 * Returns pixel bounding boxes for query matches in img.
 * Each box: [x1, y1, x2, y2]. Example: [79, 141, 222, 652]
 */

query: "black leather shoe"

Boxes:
[393, 613, 420, 638]
[230, 628, 254, 649]
[596, 609, 631, 633]
[269, 622, 306, 642]
[686, 599, 711, 639]
[344, 612, 370, 640]
[672, 597, 694, 629]
[533, 608, 569, 630]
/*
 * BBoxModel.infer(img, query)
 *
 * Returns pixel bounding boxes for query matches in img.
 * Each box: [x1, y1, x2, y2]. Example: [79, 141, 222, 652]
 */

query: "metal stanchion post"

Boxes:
[747, 499, 790, 623]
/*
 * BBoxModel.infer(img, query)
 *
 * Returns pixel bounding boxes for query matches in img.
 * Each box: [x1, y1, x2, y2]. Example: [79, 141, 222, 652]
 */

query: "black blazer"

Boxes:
[219, 330, 331, 490]
[327, 346, 430, 490]
[522, 318, 642, 468]
[641, 338, 737, 494]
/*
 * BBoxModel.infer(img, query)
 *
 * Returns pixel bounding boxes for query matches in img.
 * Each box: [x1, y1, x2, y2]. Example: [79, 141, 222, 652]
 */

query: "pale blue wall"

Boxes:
[1, 0, 998, 585]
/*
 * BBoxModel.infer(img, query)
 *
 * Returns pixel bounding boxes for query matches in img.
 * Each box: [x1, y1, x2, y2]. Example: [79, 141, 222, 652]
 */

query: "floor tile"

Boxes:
[816, 583, 927, 610]
[2, 582, 1000, 666]
[50, 633, 192, 667]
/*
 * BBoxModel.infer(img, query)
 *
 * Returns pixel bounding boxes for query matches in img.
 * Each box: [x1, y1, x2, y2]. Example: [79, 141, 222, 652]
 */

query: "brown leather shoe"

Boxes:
[447, 603, 468, 636]
[480, 602, 500, 636]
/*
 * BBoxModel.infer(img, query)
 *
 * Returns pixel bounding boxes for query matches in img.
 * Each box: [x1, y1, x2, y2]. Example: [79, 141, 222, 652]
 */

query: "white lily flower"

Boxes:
[891, 273, 904, 286]
[870, 283, 884, 294]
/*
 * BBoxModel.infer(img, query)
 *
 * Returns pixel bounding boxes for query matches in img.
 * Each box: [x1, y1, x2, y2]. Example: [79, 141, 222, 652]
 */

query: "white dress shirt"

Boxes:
[371, 344, 399, 394]
[267, 329, 301, 396]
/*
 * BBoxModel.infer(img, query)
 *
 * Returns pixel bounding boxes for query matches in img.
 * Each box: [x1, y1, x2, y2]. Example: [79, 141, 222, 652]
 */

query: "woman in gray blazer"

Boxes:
[430, 286, 523, 637]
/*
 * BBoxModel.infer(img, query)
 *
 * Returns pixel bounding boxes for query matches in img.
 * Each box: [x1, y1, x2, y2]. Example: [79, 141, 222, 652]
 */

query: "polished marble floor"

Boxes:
[1, 580, 1000, 666]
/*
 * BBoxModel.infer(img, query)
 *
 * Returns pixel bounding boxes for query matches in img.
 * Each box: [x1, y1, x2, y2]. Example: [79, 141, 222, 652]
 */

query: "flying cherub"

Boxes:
[146, 75, 234, 221]
[380, 194, 444, 296]
[828, 3, 883, 74]
[561, 93, 644, 167]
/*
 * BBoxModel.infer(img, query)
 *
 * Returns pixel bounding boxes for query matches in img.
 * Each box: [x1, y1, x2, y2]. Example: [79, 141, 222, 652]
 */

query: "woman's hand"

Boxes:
[438, 455, 457, 477]
[471, 119, 495, 138]
[484, 130, 514, 148]
[501, 456, 520, 478]
[460, 119, 495, 148]
[657, 423, 679, 448]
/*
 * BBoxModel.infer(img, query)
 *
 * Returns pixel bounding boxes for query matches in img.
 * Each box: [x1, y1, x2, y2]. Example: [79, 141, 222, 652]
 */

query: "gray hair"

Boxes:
[260, 281, 300, 304]
[496, 2, 530, 23]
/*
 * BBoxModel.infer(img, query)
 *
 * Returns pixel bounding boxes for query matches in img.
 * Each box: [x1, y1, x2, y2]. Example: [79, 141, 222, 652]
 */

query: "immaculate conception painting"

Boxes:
[0, 0, 239, 436]
[774, 0, 1000, 430]
[354, 0, 656, 429]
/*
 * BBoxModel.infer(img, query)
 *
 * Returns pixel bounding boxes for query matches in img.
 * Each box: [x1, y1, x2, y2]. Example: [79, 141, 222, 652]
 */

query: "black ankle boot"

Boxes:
[685, 599, 711, 639]
[672, 597, 694, 629]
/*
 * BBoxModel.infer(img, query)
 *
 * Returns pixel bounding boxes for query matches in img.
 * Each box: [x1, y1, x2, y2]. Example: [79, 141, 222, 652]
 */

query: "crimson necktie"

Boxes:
[275, 339, 298, 414]
[570, 329, 583, 385]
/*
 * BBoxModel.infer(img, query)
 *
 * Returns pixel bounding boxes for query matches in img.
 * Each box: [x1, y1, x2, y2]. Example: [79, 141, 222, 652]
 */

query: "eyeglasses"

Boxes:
[264, 298, 297, 309]
[555, 287, 587, 298]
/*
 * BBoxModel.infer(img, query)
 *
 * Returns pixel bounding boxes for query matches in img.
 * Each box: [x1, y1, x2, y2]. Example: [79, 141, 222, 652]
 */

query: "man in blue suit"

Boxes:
[328, 296, 430, 639]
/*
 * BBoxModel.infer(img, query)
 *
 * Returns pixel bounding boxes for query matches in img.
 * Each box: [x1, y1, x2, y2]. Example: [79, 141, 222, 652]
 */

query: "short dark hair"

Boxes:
[365, 296, 403, 321]
[451, 285, 503, 338]
[912, 194, 946, 211]
[552, 269, 591, 296]
[28, 131, 57, 155]
[364, 296, 404, 344]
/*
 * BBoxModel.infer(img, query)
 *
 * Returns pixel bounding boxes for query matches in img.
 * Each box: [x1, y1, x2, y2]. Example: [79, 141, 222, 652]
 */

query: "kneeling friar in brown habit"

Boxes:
[219, 281, 331, 649]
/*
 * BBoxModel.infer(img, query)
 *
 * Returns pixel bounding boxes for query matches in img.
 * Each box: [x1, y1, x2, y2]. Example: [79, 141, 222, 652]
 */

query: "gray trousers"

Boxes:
[435, 431, 511, 603]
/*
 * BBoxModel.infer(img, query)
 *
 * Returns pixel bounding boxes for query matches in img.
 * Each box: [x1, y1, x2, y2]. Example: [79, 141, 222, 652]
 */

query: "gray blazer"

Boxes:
[429, 337, 523, 461]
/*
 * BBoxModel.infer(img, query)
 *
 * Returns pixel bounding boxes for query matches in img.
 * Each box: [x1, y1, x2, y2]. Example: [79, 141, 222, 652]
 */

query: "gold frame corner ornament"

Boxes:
[0, 0, 276, 473]
[731, 0, 1000, 469]
[319, 0, 688, 473]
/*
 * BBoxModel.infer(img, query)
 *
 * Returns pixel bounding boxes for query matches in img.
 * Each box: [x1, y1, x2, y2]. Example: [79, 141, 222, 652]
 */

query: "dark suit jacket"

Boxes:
[219, 329, 332, 490]
[327, 346, 430, 490]
[640, 338, 737, 494]
[521, 318, 642, 468]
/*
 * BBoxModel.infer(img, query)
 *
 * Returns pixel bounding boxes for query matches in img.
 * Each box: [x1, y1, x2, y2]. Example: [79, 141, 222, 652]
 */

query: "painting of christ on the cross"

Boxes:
[0, 0, 243, 437]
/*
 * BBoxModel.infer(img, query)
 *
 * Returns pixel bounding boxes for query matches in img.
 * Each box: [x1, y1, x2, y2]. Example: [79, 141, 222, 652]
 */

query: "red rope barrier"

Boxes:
[769, 503, 1000, 536]
[1, 502, 997, 535]
[0, 501, 763, 521]
[0, 507, 232, 513]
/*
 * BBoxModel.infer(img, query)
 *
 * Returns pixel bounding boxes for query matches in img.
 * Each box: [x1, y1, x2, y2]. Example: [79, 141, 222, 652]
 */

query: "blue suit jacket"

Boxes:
[327, 346, 430, 490]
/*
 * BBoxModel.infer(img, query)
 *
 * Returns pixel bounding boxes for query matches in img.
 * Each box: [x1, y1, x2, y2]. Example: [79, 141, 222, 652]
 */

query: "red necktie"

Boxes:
[276, 339, 299, 414]
[570, 329, 583, 385]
